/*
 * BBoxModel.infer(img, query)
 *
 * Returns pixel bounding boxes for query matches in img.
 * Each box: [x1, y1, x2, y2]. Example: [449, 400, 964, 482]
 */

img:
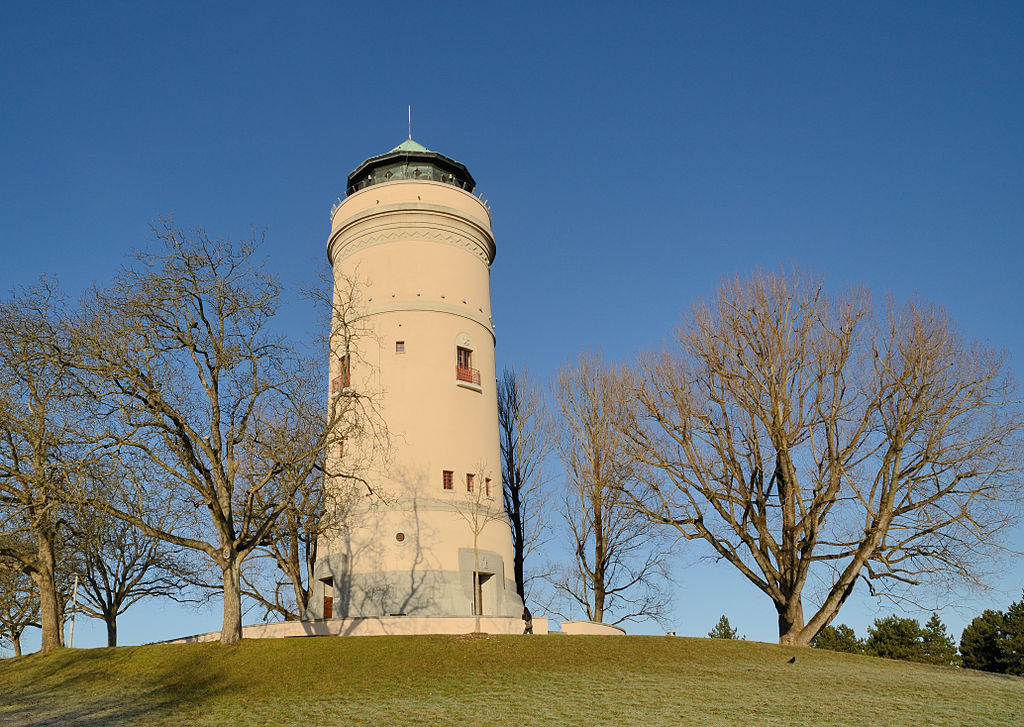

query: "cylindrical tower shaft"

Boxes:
[310, 139, 521, 621]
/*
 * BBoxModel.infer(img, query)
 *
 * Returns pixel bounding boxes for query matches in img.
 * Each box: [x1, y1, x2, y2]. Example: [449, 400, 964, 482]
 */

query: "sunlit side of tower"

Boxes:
[308, 139, 522, 622]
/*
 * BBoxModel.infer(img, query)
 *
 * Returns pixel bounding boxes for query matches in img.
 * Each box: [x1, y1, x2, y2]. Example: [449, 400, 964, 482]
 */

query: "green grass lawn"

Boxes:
[1, 634, 1021, 726]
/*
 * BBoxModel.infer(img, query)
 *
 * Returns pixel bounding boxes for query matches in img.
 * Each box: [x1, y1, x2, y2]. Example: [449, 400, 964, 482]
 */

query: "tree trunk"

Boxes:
[105, 614, 118, 647]
[12, 633, 22, 658]
[290, 549, 309, 620]
[57, 592, 65, 648]
[220, 555, 243, 645]
[777, 598, 808, 645]
[32, 537, 61, 653]
[508, 488, 526, 601]
[589, 552, 606, 622]
[592, 527, 606, 622]
[473, 536, 482, 634]
[512, 517, 526, 601]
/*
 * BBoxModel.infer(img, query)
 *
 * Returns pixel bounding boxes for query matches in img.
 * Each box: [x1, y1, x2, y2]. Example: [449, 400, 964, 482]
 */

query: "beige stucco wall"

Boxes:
[313, 178, 521, 620]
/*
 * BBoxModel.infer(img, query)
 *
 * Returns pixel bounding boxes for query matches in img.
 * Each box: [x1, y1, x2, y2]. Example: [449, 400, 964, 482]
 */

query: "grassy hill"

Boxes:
[1, 634, 1021, 726]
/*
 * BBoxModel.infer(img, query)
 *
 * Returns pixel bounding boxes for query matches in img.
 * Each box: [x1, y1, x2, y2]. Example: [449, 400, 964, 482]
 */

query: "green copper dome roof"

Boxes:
[346, 139, 476, 196]
[388, 138, 430, 153]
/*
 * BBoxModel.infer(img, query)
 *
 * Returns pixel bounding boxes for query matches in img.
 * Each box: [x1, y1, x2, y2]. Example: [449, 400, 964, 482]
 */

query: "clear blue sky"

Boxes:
[3, 2, 1023, 649]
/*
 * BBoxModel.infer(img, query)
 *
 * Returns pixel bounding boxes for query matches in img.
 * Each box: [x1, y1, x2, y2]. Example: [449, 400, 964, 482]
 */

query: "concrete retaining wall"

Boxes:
[163, 615, 548, 643]
[560, 620, 626, 635]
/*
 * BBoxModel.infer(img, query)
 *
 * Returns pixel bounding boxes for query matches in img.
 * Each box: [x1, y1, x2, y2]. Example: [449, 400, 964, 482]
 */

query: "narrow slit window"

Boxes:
[321, 577, 334, 619]
[332, 355, 351, 393]
[485, 478, 492, 497]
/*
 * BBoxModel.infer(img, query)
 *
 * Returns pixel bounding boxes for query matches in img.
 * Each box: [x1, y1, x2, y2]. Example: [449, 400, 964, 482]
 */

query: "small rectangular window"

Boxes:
[396, 341, 405, 354]
[485, 477, 492, 497]
[466, 473, 475, 493]
[443, 470, 453, 490]
[457, 346, 472, 368]
[321, 577, 334, 619]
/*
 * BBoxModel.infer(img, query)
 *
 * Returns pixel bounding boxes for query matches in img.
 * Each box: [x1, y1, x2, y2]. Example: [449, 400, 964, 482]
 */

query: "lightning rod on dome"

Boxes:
[408, 105, 412, 140]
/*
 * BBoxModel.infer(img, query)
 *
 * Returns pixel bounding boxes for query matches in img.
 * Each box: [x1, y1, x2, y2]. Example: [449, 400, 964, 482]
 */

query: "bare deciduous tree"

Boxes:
[241, 268, 385, 623]
[497, 367, 551, 605]
[240, 388, 368, 622]
[0, 561, 39, 657]
[74, 220, 361, 644]
[69, 482, 199, 647]
[239, 456, 331, 622]
[550, 353, 672, 625]
[0, 281, 93, 652]
[622, 269, 1024, 645]
[448, 466, 508, 633]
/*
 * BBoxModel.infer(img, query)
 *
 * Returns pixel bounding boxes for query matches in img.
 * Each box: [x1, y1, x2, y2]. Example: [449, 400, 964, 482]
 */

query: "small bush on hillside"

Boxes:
[708, 615, 739, 639]
[862, 613, 958, 666]
[866, 616, 924, 661]
[811, 624, 862, 654]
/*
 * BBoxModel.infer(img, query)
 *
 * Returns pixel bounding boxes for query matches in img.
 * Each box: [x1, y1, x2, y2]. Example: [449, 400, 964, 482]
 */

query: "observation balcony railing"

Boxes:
[456, 366, 481, 385]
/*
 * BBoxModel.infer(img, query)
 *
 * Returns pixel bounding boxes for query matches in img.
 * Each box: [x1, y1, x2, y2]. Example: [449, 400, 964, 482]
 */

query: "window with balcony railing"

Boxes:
[456, 346, 480, 385]
[456, 365, 481, 385]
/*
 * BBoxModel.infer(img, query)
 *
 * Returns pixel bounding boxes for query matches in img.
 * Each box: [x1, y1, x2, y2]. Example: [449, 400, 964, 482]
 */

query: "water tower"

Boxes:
[309, 138, 522, 624]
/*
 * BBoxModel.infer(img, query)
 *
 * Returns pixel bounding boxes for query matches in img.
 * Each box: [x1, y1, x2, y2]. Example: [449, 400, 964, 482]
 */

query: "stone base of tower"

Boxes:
[307, 549, 524, 621]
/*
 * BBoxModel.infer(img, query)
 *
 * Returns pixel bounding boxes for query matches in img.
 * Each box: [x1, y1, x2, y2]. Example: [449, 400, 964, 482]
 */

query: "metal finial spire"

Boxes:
[408, 105, 412, 140]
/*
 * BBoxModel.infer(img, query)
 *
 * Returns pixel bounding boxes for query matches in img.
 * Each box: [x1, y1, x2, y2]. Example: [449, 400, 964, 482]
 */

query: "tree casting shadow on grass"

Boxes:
[0, 647, 234, 727]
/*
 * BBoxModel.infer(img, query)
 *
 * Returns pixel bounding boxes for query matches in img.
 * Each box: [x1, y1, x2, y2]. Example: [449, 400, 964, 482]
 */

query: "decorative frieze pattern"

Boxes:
[332, 225, 493, 264]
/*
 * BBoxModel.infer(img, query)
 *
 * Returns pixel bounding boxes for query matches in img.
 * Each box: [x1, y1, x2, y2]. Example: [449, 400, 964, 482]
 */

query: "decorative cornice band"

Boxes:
[332, 199, 492, 240]
[359, 301, 495, 342]
[333, 224, 492, 265]
[328, 204, 496, 265]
